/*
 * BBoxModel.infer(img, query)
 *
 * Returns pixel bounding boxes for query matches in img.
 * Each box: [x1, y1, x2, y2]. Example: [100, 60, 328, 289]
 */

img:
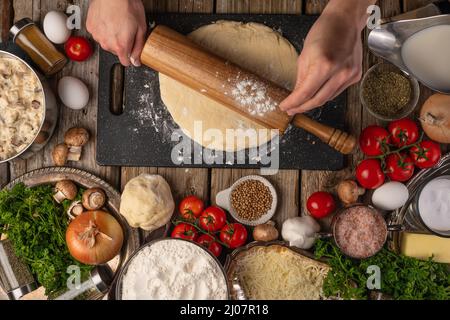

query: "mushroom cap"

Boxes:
[52, 143, 69, 166]
[55, 180, 78, 200]
[64, 127, 90, 147]
[82, 188, 106, 210]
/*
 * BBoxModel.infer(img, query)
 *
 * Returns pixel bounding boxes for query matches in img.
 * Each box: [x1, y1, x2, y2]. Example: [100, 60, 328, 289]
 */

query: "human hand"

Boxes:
[280, 0, 374, 115]
[86, 0, 147, 66]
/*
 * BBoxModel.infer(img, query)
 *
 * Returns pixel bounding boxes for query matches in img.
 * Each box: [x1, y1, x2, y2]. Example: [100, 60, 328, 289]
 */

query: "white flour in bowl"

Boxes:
[120, 239, 228, 300]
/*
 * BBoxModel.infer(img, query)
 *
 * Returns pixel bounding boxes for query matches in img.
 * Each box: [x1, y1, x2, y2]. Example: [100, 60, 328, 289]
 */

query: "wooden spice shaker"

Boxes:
[9, 18, 67, 76]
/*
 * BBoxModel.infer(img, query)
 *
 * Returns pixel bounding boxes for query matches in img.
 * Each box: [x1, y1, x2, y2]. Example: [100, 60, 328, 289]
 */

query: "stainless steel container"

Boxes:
[0, 50, 58, 164]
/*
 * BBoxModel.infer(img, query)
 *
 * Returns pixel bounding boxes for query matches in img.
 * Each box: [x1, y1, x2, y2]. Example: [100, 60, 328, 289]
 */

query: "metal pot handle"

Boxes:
[387, 224, 404, 232]
[316, 232, 333, 239]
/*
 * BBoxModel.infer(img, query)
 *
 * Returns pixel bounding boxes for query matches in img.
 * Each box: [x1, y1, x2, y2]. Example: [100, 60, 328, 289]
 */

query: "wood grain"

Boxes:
[216, 0, 302, 14]
[403, 0, 434, 11]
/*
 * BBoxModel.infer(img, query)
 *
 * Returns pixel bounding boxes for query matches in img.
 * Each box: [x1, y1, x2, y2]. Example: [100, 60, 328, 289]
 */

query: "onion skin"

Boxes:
[420, 94, 450, 143]
[66, 210, 124, 265]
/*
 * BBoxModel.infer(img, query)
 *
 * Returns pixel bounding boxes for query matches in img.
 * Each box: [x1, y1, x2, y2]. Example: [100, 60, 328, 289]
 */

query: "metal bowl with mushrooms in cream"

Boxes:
[0, 53, 44, 161]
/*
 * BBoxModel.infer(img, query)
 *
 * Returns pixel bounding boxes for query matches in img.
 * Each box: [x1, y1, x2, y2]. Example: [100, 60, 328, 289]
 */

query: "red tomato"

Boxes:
[179, 196, 204, 220]
[199, 206, 227, 232]
[306, 192, 336, 219]
[65, 36, 93, 62]
[386, 153, 415, 182]
[388, 118, 419, 147]
[171, 223, 198, 241]
[196, 234, 222, 257]
[359, 125, 390, 156]
[409, 140, 441, 169]
[220, 223, 248, 249]
[356, 159, 385, 189]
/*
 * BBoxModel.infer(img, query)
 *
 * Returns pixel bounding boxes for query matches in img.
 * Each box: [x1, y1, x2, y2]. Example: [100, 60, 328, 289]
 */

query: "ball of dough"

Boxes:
[120, 174, 175, 232]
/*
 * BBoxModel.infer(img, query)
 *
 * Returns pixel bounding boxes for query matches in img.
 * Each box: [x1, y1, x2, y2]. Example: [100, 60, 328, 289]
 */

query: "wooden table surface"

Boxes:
[0, 0, 445, 241]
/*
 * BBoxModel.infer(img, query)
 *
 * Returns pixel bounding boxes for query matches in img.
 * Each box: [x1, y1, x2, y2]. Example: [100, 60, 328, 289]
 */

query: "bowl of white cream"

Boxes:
[115, 238, 230, 300]
[415, 175, 450, 237]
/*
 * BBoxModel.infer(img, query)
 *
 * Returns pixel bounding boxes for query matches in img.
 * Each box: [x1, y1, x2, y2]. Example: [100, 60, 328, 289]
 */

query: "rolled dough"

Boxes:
[159, 21, 298, 152]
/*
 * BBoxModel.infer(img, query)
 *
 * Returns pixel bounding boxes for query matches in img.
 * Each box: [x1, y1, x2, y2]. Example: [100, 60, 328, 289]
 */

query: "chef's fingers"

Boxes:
[286, 71, 350, 114]
[279, 62, 332, 112]
[130, 26, 147, 67]
[330, 70, 362, 100]
[113, 34, 135, 67]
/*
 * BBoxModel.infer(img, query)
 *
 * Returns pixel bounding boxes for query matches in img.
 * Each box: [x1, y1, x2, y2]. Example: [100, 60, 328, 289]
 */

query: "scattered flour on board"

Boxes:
[131, 93, 176, 143]
[121, 240, 228, 300]
[231, 79, 277, 116]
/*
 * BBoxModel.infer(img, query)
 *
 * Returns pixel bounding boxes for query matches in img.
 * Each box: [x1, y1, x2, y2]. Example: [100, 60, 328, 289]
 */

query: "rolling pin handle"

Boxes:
[292, 114, 356, 155]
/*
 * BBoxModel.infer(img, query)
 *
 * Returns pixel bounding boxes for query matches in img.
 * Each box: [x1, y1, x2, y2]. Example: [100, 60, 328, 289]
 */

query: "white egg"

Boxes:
[372, 182, 409, 211]
[43, 11, 72, 44]
[58, 76, 90, 110]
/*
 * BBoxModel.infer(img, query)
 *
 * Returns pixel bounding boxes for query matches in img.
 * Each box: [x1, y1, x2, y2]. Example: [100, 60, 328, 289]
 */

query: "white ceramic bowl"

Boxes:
[216, 175, 277, 226]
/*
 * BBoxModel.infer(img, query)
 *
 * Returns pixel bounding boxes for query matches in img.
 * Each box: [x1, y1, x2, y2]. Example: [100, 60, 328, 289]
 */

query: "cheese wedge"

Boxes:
[400, 232, 450, 263]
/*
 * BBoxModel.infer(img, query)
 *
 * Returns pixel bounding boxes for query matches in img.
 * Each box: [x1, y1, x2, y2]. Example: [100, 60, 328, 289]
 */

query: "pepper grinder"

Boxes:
[0, 239, 37, 300]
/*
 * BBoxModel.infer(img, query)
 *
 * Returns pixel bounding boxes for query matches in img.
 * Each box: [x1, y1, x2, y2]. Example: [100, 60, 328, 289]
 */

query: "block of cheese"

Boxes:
[400, 232, 450, 263]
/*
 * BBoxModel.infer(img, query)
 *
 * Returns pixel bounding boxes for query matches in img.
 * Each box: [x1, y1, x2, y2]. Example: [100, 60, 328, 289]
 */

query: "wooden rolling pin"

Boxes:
[141, 25, 356, 154]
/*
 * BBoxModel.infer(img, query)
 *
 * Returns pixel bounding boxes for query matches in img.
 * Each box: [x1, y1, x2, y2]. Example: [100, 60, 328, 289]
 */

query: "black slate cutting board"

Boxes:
[97, 14, 347, 170]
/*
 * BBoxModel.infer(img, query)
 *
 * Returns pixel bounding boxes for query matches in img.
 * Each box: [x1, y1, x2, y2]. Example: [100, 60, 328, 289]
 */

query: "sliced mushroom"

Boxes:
[52, 143, 69, 166]
[31, 100, 41, 109]
[82, 188, 106, 210]
[53, 180, 78, 204]
[64, 127, 90, 161]
[67, 200, 84, 220]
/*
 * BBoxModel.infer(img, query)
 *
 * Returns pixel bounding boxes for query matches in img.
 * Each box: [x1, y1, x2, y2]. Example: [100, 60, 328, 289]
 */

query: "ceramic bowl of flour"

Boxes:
[115, 238, 230, 300]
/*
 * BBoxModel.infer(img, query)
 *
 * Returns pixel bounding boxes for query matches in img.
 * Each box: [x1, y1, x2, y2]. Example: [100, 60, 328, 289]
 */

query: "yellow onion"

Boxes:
[66, 210, 123, 265]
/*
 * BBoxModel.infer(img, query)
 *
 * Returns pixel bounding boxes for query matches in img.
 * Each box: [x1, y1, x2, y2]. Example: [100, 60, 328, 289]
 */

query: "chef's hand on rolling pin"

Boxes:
[87, 0, 147, 67]
[280, 0, 377, 115]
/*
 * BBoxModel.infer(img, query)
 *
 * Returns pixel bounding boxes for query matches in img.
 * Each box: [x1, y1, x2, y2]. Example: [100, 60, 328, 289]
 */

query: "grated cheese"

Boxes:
[233, 245, 329, 300]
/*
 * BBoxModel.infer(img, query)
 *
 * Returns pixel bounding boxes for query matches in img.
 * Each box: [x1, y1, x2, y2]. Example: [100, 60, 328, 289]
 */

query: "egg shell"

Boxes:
[372, 182, 409, 211]
[43, 11, 71, 44]
[58, 76, 90, 110]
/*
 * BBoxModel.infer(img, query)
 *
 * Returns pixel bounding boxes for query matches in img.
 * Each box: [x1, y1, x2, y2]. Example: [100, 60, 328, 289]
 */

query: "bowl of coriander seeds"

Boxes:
[216, 176, 277, 226]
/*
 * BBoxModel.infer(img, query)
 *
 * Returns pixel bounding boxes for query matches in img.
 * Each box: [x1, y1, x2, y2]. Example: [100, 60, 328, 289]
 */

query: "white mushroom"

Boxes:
[82, 188, 106, 211]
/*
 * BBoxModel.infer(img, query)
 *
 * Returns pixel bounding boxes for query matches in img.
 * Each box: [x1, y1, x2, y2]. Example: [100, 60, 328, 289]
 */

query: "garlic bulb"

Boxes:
[281, 216, 320, 250]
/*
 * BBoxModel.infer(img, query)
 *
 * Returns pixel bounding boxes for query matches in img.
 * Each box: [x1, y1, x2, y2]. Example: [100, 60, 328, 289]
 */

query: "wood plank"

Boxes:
[211, 0, 302, 232]
[1, 0, 13, 42]
[216, 0, 302, 14]
[403, 0, 434, 11]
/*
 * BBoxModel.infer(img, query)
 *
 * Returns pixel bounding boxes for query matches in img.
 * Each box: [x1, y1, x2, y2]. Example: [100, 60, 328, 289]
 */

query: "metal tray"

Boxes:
[224, 241, 329, 300]
[388, 153, 450, 253]
[0, 167, 140, 300]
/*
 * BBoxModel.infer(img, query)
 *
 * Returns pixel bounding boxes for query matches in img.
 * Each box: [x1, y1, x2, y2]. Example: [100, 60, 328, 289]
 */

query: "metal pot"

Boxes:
[320, 204, 403, 259]
[0, 50, 58, 164]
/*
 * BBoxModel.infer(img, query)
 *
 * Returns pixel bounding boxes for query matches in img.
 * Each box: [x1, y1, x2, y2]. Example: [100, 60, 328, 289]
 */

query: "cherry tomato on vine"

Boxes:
[179, 196, 204, 220]
[359, 125, 390, 156]
[386, 153, 415, 182]
[220, 223, 247, 249]
[171, 223, 198, 241]
[388, 118, 419, 147]
[196, 234, 222, 257]
[199, 206, 227, 232]
[65, 36, 93, 61]
[306, 192, 336, 219]
[356, 159, 385, 189]
[409, 140, 441, 169]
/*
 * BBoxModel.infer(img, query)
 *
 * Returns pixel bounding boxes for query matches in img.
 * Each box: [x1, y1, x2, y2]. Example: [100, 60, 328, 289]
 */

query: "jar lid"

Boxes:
[9, 18, 35, 42]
